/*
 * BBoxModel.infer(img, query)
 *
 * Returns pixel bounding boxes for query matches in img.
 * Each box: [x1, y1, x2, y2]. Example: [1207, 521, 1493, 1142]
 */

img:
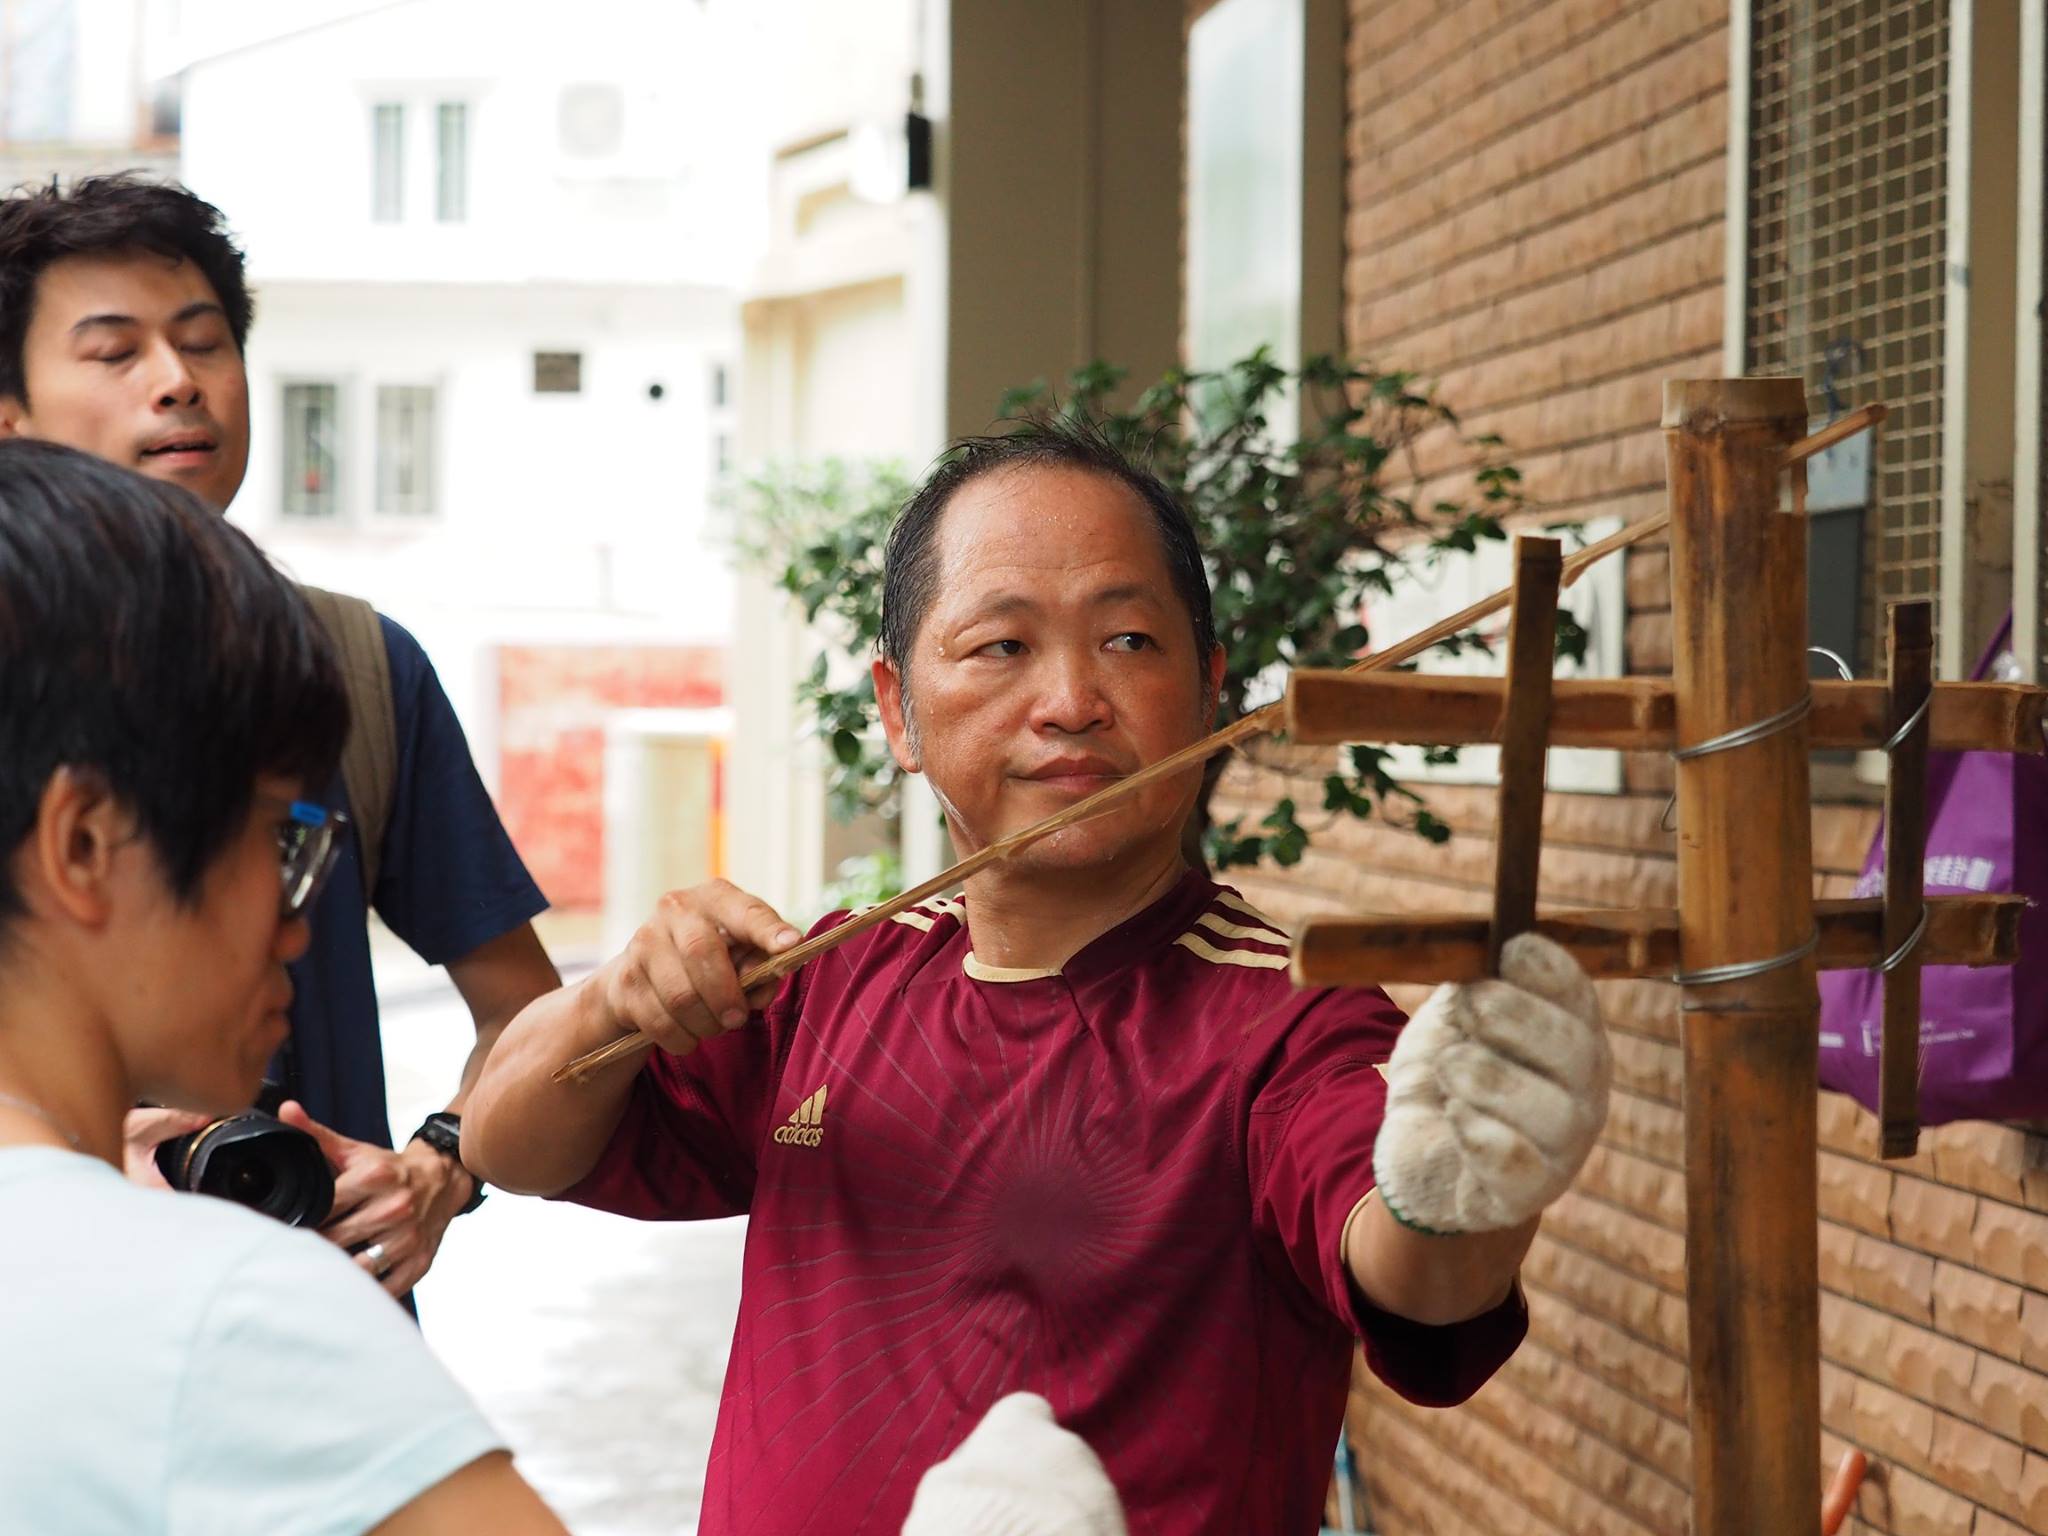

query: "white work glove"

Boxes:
[901, 1393, 1127, 1536]
[1372, 932, 1609, 1235]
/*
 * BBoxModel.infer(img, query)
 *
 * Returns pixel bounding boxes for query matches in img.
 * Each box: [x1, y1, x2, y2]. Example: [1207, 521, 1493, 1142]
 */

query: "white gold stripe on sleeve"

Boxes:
[1173, 931, 1290, 970]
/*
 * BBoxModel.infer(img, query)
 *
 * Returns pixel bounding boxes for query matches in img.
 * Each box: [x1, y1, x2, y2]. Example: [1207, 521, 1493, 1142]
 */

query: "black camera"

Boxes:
[154, 1086, 334, 1229]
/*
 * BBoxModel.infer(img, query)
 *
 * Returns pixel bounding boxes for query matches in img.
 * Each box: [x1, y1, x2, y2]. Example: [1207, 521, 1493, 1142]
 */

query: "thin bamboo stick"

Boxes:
[553, 509, 1674, 1083]
[1781, 402, 1888, 466]
[1879, 602, 1933, 1159]
[1487, 537, 1562, 972]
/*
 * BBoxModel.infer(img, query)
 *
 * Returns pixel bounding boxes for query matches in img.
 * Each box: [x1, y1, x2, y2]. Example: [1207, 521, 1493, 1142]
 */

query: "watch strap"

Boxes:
[410, 1112, 486, 1216]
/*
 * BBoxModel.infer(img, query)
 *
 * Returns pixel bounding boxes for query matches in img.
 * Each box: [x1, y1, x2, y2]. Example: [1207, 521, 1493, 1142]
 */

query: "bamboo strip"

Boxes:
[1288, 894, 2023, 987]
[1879, 603, 1933, 1159]
[1284, 673, 2047, 753]
[1488, 537, 1562, 971]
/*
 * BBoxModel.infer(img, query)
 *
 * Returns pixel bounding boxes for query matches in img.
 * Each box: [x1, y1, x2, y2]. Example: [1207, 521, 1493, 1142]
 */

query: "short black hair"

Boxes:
[0, 174, 254, 404]
[880, 416, 1217, 683]
[0, 440, 347, 924]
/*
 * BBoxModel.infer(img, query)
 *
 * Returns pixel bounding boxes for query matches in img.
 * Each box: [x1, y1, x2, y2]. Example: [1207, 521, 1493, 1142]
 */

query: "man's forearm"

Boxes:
[462, 972, 641, 1197]
[1343, 1192, 1536, 1326]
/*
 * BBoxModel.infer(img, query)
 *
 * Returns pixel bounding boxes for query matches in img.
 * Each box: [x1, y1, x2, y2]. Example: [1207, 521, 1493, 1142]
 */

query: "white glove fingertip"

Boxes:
[1500, 932, 1600, 1022]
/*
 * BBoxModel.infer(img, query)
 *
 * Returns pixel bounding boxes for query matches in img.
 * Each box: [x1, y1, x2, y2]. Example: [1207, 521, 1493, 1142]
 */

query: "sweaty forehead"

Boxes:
[928, 464, 1173, 594]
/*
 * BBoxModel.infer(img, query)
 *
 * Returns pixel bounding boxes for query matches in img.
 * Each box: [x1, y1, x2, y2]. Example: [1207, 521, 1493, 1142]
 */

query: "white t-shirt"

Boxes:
[0, 1146, 504, 1536]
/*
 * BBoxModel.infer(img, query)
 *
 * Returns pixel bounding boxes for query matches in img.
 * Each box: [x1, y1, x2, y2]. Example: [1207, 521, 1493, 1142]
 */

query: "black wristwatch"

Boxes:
[410, 1111, 487, 1216]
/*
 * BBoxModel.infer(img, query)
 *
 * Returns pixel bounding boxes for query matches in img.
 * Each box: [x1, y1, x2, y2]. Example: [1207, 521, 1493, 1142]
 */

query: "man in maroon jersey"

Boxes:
[467, 422, 1611, 1535]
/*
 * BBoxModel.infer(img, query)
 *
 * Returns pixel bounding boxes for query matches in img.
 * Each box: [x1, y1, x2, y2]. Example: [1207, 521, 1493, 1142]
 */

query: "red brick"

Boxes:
[1820, 1151, 1895, 1237]
[1967, 1355, 2048, 1453]
[1972, 1200, 2048, 1291]
[1932, 1262, 2026, 1358]
[1878, 1467, 1977, 1536]
[1892, 1177, 1982, 1263]
[2022, 1290, 2048, 1374]
[1927, 1415, 2026, 1520]
[1929, 1123, 2032, 1206]
[1847, 1232, 1937, 1323]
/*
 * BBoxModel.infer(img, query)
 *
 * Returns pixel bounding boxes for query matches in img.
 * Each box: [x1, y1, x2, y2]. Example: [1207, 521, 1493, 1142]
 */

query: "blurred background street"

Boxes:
[379, 941, 745, 1536]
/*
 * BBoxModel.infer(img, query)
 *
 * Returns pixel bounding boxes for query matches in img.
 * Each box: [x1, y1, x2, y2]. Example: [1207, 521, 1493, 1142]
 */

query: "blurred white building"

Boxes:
[168, 0, 751, 916]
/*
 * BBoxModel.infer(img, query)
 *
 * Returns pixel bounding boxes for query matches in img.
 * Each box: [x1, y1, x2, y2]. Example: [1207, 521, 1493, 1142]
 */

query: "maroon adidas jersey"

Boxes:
[561, 871, 1524, 1534]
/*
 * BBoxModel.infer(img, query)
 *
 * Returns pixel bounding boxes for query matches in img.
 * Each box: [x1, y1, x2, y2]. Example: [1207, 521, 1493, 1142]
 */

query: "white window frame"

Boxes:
[279, 379, 347, 522]
[372, 382, 441, 521]
[371, 101, 405, 223]
[436, 101, 470, 223]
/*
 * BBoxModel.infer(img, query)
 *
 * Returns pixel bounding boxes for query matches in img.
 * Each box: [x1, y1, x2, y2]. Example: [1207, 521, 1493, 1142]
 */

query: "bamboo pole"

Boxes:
[1879, 602, 1934, 1159]
[1488, 537, 1562, 971]
[1664, 376, 1819, 1533]
[1289, 894, 2023, 987]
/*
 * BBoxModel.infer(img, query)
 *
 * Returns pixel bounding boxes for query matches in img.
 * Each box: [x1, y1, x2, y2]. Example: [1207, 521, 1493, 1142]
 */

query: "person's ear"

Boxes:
[0, 394, 29, 438]
[24, 768, 131, 928]
[873, 657, 923, 775]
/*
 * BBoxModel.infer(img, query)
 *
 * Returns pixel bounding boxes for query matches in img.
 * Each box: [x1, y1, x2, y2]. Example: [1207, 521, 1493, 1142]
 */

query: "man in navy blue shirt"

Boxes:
[0, 174, 560, 1298]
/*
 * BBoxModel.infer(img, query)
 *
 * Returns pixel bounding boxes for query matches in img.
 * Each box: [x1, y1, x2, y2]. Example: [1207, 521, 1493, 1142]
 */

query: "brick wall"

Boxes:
[497, 645, 724, 910]
[1208, 1, 2048, 1530]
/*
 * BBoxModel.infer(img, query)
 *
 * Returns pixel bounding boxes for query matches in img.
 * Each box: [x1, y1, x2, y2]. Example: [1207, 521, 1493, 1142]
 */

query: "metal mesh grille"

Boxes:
[1746, 0, 1950, 670]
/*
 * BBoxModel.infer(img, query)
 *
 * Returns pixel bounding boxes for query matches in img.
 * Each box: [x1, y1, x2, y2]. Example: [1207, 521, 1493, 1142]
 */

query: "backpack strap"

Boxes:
[300, 586, 399, 902]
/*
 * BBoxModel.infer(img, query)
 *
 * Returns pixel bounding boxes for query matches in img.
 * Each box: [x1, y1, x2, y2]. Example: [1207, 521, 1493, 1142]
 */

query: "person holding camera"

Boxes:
[0, 174, 561, 1295]
[0, 439, 570, 1534]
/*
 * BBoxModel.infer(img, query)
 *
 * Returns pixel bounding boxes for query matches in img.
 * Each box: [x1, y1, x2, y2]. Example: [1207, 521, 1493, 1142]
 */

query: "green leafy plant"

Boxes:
[732, 349, 1582, 871]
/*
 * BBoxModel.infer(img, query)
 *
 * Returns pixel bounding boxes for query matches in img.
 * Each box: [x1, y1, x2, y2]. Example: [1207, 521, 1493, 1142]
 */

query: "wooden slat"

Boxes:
[1290, 895, 2024, 987]
[1489, 536, 1563, 970]
[1881, 603, 1934, 1160]
[1284, 671, 2048, 754]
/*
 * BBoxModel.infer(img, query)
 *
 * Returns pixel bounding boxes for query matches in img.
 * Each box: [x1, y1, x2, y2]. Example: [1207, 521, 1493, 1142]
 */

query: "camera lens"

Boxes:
[156, 1112, 334, 1228]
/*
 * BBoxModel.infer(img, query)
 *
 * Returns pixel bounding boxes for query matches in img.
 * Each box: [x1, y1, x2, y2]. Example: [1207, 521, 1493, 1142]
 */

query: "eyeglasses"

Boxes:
[270, 799, 351, 919]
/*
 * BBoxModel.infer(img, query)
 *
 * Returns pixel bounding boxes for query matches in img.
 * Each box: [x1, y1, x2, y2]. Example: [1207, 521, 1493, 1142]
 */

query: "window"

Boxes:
[372, 102, 405, 222]
[282, 384, 342, 519]
[533, 351, 582, 394]
[436, 102, 468, 222]
[1745, 0, 1950, 670]
[714, 433, 732, 476]
[710, 362, 729, 408]
[376, 386, 437, 517]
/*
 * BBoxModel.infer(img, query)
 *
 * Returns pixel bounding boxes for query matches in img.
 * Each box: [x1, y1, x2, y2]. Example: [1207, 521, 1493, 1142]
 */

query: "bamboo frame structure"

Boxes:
[1665, 377, 1823, 1529]
[552, 412, 1889, 1087]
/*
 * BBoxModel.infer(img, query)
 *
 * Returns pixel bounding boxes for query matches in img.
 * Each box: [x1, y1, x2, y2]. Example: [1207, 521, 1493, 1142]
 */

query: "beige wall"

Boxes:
[943, 0, 1184, 434]
[1213, 3, 2048, 1532]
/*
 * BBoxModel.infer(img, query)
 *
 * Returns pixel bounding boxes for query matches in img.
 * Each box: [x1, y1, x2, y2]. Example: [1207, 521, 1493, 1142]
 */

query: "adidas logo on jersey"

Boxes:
[773, 1085, 828, 1147]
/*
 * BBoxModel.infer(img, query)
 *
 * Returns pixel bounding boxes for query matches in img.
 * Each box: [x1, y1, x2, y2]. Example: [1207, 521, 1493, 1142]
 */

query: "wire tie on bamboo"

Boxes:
[1874, 907, 1930, 975]
[1882, 695, 1931, 753]
[1672, 928, 1820, 992]
[1667, 679, 1821, 988]
[1808, 646, 1854, 682]
[1670, 691, 1814, 762]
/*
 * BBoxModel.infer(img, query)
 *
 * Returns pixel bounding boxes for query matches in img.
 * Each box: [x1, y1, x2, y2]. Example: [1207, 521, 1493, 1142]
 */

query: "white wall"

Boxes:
[174, 0, 755, 288]
[172, 0, 747, 778]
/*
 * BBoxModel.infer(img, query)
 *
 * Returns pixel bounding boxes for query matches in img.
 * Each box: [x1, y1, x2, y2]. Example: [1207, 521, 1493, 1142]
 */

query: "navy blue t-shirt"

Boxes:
[282, 616, 548, 1151]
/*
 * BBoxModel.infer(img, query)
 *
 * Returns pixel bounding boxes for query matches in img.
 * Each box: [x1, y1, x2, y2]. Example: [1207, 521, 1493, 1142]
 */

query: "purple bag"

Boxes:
[1818, 613, 2048, 1124]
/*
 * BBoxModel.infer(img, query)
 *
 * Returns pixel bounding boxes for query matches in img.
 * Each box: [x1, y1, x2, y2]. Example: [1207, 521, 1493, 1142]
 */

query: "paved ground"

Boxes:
[379, 969, 744, 1535]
